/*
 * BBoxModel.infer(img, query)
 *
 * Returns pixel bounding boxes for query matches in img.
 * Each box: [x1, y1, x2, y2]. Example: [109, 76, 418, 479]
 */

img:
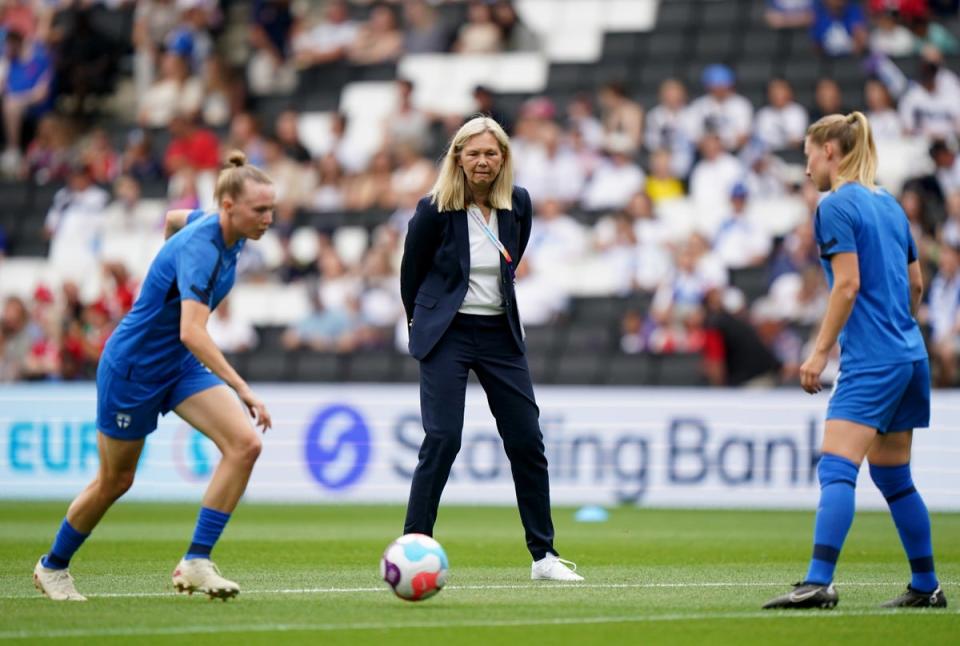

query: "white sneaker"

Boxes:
[531, 554, 584, 581]
[33, 557, 87, 601]
[172, 558, 239, 601]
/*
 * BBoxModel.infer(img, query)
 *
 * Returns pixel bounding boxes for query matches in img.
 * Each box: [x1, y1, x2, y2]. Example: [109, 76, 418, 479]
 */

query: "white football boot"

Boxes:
[172, 558, 240, 601]
[531, 554, 585, 581]
[33, 557, 87, 601]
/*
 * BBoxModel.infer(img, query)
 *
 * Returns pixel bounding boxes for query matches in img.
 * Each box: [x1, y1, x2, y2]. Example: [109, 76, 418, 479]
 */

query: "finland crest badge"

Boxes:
[116, 412, 133, 429]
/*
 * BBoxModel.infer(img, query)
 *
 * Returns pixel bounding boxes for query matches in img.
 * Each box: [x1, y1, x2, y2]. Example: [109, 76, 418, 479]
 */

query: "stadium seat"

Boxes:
[653, 352, 705, 386]
[646, 32, 689, 61]
[693, 32, 737, 63]
[602, 32, 643, 61]
[654, 1, 696, 31]
[524, 325, 558, 354]
[396, 354, 420, 382]
[526, 349, 553, 384]
[604, 0, 658, 32]
[294, 351, 342, 382]
[346, 351, 396, 382]
[729, 266, 770, 304]
[826, 57, 866, 89]
[563, 323, 613, 353]
[605, 352, 654, 385]
[243, 350, 291, 382]
[553, 352, 603, 385]
[699, 1, 746, 29]
[740, 29, 782, 60]
[569, 296, 626, 324]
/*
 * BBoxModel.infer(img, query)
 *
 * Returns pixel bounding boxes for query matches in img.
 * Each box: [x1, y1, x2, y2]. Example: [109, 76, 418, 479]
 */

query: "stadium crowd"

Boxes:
[1, 0, 960, 387]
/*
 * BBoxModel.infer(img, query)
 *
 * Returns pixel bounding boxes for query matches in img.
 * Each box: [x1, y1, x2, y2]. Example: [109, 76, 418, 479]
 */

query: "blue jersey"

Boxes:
[814, 183, 926, 370]
[102, 210, 245, 381]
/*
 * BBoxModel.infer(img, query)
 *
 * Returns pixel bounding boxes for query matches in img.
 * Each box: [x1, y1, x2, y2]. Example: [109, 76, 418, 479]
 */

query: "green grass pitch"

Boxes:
[0, 502, 957, 644]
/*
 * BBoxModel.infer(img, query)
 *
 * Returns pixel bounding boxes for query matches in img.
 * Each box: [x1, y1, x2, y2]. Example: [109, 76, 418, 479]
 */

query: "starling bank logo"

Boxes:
[304, 404, 371, 491]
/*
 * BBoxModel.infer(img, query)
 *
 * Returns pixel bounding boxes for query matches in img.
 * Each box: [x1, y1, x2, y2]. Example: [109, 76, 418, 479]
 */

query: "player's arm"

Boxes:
[801, 252, 859, 394]
[164, 209, 194, 240]
[908, 260, 923, 317]
[180, 300, 272, 431]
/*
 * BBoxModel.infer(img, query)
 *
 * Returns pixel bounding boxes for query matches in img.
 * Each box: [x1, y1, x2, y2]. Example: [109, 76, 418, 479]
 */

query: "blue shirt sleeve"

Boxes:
[186, 209, 206, 227]
[907, 228, 918, 264]
[177, 235, 219, 306]
[815, 194, 858, 258]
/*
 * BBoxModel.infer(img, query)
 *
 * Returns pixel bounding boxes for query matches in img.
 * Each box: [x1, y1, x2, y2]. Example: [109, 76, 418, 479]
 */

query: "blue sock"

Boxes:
[185, 507, 231, 560]
[42, 519, 89, 570]
[869, 462, 939, 593]
[805, 454, 860, 585]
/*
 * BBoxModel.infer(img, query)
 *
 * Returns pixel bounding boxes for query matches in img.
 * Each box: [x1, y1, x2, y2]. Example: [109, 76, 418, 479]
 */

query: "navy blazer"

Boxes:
[400, 185, 533, 361]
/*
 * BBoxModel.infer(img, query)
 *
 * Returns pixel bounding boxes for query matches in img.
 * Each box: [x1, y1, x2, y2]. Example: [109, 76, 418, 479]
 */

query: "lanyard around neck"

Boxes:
[467, 205, 514, 279]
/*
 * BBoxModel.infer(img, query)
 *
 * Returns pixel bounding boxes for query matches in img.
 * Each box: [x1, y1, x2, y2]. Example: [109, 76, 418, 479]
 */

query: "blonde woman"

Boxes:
[400, 116, 582, 582]
[33, 152, 274, 602]
[764, 113, 945, 609]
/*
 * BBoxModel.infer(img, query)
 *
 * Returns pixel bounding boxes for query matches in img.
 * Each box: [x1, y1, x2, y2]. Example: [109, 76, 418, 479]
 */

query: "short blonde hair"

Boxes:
[214, 150, 273, 203]
[429, 116, 514, 212]
[806, 111, 877, 190]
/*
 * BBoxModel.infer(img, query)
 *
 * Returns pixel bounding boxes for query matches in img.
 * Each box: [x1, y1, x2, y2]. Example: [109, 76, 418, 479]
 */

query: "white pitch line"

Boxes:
[0, 580, 938, 601]
[1, 608, 958, 641]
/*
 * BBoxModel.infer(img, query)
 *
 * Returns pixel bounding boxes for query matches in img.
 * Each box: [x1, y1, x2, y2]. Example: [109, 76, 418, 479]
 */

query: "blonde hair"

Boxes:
[806, 111, 878, 190]
[214, 150, 273, 203]
[429, 116, 514, 212]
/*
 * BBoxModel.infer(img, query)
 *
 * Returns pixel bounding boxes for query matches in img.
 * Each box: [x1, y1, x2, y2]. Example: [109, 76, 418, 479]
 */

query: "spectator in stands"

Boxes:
[52, 3, 119, 117]
[580, 133, 645, 212]
[864, 77, 904, 138]
[309, 152, 347, 213]
[765, 0, 815, 28]
[514, 121, 585, 204]
[21, 284, 61, 380]
[283, 287, 361, 353]
[163, 115, 220, 177]
[227, 111, 267, 169]
[743, 144, 791, 198]
[402, 0, 449, 54]
[930, 137, 960, 197]
[869, 8, 917, 56]
[22, 113, 71, 184]
[687, 65, 753, 152]
[647, 242, 715, 354]
[703, 287, 782, 386]
[622, 192, 673, 292]
[713, 183, 773, 269]
[922, 244, 960, 385]
[137, 48, 204, 128]
[391, 141, 436, 208]
[769, 219, 821, 281]
[754, 78, 809, 151]
[133, 0, 182, 97]
[645, 149, 685, 204]
[275, 109, 311, 163]
[597, 82, 643, 153]
[248, 0, 297, 96]
[262, 136, 314, 222]
[513, 257, 569, 326]
[592, 210, 641, 294]
[644, 78, 695, 177]
[207, 297, 258, 353]
[492, 0, 538, 51]
[454, 0, 503, 53]
[201, 55, 240, 128]
[810, 0, 869, 56]
[387, 79, 432, 152]
[349, 3, 403, 65]
[941, 190, 960, 246]
[345, 149, 396, 211]
[767, 263, 829, 325]
[809, 77, 848, 122]
[0, 296, 30, 381]
[566, 93, 603, 152]
[44, 161, 110, 275]
[0, 28, 53, 176]
[79, 128, 119, 186]
[165, 0, 216, 74]
[899, 47, 960, 138]
[689, 132, 745, 231]
[102, 175, 165, 233]
[293, 0, 358, 67]
[121, 129, 164, 183]
[525, 198, 588, 271]
[908, 7, 960, 53]
[328, 112, 371, 175]
[356, 245, 401, 347]
[473, 85, 514, 134]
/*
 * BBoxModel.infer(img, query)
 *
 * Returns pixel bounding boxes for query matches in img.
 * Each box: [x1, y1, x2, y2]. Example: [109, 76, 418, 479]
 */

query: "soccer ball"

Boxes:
[380, 533, 449, 601]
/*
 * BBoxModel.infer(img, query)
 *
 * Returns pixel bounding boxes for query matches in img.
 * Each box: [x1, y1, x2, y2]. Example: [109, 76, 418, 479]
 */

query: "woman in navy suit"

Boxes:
[400, 116, 582, 581]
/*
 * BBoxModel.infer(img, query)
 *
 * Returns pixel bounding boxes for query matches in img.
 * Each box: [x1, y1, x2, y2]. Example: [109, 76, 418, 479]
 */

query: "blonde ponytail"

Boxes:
[806, 111, 878, 190]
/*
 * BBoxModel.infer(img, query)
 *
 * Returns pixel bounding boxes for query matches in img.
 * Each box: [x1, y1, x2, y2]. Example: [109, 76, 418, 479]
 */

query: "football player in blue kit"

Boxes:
[33, 151, 274, 601]
[764, 113, 946, 609]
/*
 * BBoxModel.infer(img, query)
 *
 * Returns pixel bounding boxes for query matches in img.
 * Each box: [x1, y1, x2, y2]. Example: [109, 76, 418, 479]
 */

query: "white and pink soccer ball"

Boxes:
[380, 533, 449, 601]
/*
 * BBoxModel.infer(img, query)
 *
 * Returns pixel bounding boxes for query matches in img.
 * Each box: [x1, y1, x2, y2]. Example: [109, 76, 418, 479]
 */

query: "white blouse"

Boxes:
[459, 205, 505, 315]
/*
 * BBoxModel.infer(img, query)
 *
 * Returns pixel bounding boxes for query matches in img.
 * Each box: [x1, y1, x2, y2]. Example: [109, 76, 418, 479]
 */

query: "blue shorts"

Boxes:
[827, 359, 930, 433]
[96, 357, 224, 440]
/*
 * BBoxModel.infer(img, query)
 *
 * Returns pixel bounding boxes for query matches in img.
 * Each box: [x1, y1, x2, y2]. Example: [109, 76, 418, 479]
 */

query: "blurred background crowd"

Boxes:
[1, 0, 959, 388]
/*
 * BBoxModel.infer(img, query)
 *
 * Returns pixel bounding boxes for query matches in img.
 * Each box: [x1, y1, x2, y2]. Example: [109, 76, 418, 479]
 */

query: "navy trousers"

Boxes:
[403, 313, 556, 560]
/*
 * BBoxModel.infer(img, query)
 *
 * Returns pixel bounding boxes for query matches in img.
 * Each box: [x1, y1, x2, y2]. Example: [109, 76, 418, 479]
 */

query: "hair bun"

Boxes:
[226, 150, 247, 168]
